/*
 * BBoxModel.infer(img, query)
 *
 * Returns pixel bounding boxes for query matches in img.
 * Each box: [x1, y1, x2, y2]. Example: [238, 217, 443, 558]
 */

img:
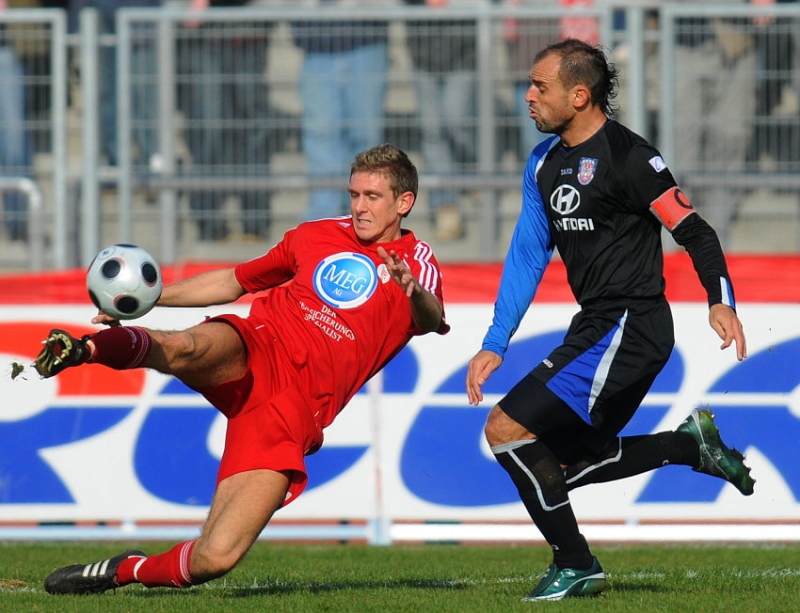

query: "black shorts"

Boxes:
[498, 297, 674, 464]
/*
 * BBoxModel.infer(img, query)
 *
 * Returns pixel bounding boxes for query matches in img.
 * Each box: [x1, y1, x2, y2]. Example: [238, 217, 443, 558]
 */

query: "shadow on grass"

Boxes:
[131, 579, 674, 603]
[243, 578, 473, 597]
[608, 581, 670, 595]
[136, 577, 475, 599]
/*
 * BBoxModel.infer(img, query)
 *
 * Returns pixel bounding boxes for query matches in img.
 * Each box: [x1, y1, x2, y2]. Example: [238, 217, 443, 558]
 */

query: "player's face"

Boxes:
[348, 171, 414, 243]
[525, 53, 575, 135]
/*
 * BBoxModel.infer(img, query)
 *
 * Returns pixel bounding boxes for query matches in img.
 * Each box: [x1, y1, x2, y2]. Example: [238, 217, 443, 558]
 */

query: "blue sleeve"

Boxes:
[481, 149, 554, 358]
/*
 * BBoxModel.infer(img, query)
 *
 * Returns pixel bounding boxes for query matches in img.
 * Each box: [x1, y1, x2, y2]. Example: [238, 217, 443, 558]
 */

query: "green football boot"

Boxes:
[677, 408, 755, 496]
[522, 556, 606, 601]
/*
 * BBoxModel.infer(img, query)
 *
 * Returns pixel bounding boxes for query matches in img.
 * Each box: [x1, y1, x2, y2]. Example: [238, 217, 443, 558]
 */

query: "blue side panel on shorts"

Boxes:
[544, 315, 625, 424]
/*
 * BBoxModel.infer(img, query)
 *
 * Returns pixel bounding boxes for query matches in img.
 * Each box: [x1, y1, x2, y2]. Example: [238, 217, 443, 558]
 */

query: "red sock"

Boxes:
[117, 540, 195, 588]
[88, 326, 153, 370]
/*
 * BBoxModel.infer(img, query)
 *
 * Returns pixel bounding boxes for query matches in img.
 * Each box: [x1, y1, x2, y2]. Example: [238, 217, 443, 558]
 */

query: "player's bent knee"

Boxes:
[191, 541, 246, 581]
[484, 405, 509, 446]
[484, 405, 535, 447]
[152, 329, 196, 363]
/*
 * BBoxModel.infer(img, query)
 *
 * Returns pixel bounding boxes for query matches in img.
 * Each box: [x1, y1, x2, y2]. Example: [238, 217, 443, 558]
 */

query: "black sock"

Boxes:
[565, 431, 700, 490]
[493, 439, 593, 570]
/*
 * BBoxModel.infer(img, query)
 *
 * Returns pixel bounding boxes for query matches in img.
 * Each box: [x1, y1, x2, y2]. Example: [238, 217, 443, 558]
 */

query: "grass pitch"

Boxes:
[1, 541, 799, 612]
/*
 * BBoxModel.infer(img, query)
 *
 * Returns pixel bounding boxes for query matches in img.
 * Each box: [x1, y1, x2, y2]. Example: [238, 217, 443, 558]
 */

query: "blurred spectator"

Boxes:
[674, 10, 757, 176]
[404, 0, 486, 241]
[180, 0, 273, 241]
[14, 0, 60, 154]
[292, 3, 390, 220]
[502, 0, 560, 162]
[751, 0, 796, 169]
[673, 4, 758, 232]
[67, 0, 160, 168]
[502, 0, 597, 163]
[0, 0, 33, 242]
[557, 0, 597, 46]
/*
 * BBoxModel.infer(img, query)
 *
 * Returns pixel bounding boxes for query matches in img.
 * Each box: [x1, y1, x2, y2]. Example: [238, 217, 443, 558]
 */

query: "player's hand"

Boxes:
[709, 303, 746, 361]
[466, 349, 503, 406]
[91, 311, 121, 327]
[377, 245, 419, 298]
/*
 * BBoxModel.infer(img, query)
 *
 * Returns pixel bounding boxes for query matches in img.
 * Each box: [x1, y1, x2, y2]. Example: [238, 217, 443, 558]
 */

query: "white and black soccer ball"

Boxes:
[86, 244, 163, 320]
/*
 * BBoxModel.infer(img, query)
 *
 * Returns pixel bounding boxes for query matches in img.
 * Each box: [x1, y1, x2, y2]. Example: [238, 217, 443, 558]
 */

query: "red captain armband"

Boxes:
[649, 186, 695, 231]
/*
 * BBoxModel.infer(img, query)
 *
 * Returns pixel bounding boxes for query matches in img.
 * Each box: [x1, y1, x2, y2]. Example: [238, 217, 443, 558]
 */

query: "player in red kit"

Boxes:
[35, 143, 449, 595]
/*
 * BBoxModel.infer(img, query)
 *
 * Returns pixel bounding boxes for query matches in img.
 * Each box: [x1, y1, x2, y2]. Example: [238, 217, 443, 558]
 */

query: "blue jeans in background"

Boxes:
[181, 35, 272, 240]
[413, 68, 476, 212]
[98, 36, 157, 167]
[299, 43, 387, 220]
[0, 46, 32, 241]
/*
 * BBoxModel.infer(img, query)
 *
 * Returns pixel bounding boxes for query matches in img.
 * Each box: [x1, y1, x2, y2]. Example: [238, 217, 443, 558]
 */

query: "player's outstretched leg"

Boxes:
[522, 556, 606, 601]
[33, 329, 90, 378]
[43, 550, 147, 595]
[677, 408, 755, 495]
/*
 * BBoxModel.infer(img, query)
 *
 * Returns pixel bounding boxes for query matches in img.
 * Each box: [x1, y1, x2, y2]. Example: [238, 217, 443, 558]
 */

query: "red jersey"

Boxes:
[235, 217, 449, 430]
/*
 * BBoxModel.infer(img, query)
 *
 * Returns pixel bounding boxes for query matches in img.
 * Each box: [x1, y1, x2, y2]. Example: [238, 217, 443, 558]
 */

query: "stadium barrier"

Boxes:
[1, 256, 798, 543]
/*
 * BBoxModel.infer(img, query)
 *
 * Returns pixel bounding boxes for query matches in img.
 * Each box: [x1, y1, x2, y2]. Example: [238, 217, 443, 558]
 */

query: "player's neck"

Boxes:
[559, 113, 609, 148]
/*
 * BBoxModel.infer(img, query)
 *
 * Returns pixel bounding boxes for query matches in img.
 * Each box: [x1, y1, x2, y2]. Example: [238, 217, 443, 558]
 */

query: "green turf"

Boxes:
[1, 541, 799, 612]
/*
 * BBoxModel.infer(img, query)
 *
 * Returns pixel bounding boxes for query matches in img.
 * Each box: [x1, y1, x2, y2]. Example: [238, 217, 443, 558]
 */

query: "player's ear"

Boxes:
[572, 84, 591, 110]
[397, 191, 415, 216]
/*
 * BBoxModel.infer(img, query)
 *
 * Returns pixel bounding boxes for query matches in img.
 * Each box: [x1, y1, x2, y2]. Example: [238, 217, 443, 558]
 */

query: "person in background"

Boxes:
[672, 3, 758, 234]
[0, 0, 33, 242]
[749, 0, 795, 169]
[292, 1, 391, 220]
[503, 0, 598, 164]
[67, 0, 160, 168]
[180, 0, 273, 241]
[466, 39, 753, 601]
[403, 0, 485, 241]
[37, 143, 449, 595]
[501, 0, 560, 163]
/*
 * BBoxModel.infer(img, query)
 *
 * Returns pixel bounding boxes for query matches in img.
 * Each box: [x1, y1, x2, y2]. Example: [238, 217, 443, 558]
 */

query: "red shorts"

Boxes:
[193, 314, 324, 506]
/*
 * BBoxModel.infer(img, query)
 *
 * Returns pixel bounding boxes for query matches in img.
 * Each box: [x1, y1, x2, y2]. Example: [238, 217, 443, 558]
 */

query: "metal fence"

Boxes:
[2, 3, 800, 272]
[0, 9, 66, 271]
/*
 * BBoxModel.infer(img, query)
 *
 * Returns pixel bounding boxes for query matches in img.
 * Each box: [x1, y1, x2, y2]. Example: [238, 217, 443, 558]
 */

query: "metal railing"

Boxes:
[0, 9, 67, 271]
[3, 3, 800, 271]
[111, 5, 614, 266]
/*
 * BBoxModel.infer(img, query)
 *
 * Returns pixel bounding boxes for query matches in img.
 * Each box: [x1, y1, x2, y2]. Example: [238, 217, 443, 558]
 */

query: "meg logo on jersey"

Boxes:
[313, 252, 378, 309]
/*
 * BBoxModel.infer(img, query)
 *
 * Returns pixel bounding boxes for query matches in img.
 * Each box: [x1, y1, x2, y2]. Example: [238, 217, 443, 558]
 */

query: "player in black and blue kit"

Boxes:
[466, 39, 753, 602]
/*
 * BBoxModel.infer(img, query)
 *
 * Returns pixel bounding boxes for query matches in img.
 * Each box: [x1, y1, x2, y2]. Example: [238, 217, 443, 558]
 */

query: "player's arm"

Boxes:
[90, 268, 246, 325]
[481, 158, 553, 358]
[377, 245, 444, 333]
[467, 156, 554, 405]
[158, 268, 246, 307]
[650, 186, 747, 360]
[408, 283, 444, 333]
[466, 349, 504, 407]
[131, 233, 295, 312]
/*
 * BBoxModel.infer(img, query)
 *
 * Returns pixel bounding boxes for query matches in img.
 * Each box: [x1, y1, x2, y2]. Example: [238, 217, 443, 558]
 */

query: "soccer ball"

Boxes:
[86, 244, 163, 320]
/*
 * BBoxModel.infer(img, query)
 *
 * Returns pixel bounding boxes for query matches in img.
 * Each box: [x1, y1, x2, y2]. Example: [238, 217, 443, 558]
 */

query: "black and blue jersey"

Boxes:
[482, 120, 735, 359]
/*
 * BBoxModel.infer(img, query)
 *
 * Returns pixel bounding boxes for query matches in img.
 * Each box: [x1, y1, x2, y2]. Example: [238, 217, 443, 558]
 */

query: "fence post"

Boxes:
[80, 8, 101, 266]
